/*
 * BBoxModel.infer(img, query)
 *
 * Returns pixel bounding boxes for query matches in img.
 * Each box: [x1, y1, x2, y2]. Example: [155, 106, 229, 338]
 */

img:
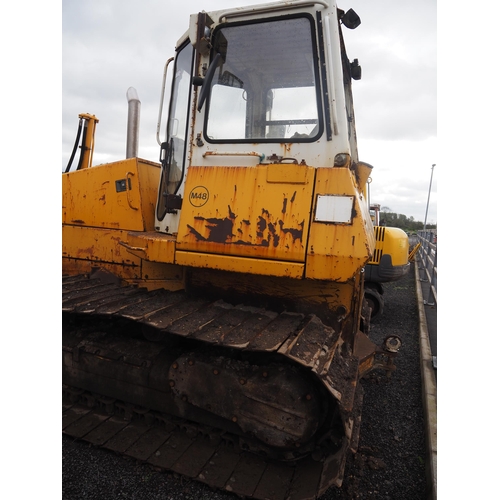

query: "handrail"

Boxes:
[322, 14, 339, 136]
[156, 57, 175, 146]
[416, 230, 437, 306]
[202, 150, 266, 162]
[125, 172, 139, 211]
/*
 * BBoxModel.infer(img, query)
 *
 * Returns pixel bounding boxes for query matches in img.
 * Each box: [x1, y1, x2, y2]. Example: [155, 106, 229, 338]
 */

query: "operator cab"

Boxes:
[155, 2, 362, 235]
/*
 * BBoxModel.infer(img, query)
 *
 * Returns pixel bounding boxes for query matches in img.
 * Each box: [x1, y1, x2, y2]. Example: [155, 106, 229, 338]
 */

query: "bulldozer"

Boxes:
[63, 1, 401, 498]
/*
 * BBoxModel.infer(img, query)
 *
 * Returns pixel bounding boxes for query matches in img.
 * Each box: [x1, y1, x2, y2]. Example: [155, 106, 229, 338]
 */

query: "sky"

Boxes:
[62, 0, 437, 224]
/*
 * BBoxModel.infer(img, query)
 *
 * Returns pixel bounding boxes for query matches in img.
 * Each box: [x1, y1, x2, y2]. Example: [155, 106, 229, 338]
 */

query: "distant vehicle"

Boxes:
[365, 204, 410, 316]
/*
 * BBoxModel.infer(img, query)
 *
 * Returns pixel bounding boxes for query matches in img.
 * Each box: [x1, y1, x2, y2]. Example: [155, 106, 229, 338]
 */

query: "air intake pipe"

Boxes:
[126, 87, 141, 158]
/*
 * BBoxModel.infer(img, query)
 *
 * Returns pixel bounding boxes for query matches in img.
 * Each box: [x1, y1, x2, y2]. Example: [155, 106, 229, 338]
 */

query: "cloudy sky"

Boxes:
[62, 0, 437, 223]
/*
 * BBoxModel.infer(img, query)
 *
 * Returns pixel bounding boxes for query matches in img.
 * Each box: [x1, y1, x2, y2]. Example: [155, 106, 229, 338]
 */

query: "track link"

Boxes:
[63, 387, 362, 500]
[63, 274, 364, 499]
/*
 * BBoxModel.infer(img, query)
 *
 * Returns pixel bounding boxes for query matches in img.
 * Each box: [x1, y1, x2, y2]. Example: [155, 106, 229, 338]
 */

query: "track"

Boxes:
[62, 274, 365, 499]
[63, 391, 356, 500]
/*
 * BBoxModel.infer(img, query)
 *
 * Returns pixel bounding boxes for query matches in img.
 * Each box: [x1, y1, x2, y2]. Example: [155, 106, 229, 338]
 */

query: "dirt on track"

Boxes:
[62, 263, 427, 500]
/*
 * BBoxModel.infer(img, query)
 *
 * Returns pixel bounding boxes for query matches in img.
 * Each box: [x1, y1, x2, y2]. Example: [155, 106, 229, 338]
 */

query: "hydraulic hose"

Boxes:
[76, 121, 89, 171]
[64, 118, 83, 173]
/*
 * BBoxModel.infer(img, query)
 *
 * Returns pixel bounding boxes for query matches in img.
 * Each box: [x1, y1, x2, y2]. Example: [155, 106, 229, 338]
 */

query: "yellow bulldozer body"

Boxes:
[63, 154, 374, 319]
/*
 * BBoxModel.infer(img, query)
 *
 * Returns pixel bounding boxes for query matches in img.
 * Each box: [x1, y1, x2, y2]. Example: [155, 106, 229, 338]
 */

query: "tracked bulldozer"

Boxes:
[63, 2, 401, 498]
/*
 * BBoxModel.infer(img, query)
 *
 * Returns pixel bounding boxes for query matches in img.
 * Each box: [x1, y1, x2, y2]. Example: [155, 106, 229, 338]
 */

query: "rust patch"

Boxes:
[256, 216, 267, 236]
[278, 220, 304, 242]
[268, 222, 280, 247]
[187, 196, 304, 248]
[187, 224, 207, 241]
[187, 206, 236, 243]
[282, 198, 287, 214]
[76, 246, 95, 257]
[206, 218, 234, 243]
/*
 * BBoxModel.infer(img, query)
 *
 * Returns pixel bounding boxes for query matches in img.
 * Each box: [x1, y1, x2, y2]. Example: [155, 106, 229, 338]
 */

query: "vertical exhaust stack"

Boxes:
[126, 87, 141, 158]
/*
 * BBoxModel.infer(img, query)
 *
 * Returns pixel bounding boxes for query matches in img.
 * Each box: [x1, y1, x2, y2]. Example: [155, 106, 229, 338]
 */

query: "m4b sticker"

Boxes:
[189, 186, 209, 207]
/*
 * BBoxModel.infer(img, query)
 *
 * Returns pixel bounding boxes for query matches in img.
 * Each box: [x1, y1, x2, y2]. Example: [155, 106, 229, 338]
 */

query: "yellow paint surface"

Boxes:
[63, 225, 142, 267]
[306, 168, 375, 281]
[62, 158, 160, 231]
[175, 250, 304, 278]
[62, 158, 161, 280]
[177, 164, 315, 263]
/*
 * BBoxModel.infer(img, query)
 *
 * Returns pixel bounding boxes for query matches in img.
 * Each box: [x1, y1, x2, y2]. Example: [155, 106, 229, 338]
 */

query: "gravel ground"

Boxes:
[62, 263, 427, 499]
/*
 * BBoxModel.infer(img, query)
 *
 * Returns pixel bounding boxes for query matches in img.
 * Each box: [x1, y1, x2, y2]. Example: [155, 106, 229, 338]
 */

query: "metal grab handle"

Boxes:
[202, 151, 265, 162]
[156, 57, 175, 146]
[126, 171, 139, 210]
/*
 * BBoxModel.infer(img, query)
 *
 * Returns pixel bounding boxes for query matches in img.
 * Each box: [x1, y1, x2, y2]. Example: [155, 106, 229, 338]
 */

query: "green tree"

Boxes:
[378, 209, 435, 232]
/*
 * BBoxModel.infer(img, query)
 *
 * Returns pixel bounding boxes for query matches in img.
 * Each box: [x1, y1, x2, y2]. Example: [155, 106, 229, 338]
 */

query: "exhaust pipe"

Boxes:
[126, 87, 141, 158]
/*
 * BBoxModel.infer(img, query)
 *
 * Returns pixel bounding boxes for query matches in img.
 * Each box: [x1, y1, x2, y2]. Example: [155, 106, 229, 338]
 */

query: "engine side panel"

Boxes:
[62, 158, 160, 231]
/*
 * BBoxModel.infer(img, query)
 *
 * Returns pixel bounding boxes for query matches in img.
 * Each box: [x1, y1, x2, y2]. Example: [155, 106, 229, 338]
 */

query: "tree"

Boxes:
[376, 206, 436, 231]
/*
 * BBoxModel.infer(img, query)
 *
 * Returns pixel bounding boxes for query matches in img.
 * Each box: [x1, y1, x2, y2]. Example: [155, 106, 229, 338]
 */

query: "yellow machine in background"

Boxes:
[364, 204, 410, 316]
[63, 2, 401, 498]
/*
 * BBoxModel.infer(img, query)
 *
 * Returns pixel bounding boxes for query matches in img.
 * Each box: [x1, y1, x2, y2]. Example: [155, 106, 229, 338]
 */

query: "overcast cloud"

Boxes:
[62, 0, 437, 223]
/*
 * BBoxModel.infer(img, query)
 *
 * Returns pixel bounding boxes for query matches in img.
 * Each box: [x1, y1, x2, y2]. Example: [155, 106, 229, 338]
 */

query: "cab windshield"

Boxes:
[205, 16, 322, 143]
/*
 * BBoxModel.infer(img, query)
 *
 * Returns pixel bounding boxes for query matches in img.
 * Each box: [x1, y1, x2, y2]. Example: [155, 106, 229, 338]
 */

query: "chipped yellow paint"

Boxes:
[62, 257, 141, 280]
[175, 250, 305, 278]
[177, 164, 315, 263]
[62, 158, 160, 231]
[305, 167, 375, 281]
[124, 231, 177, 264]
[63, 225, 142, 265]
[62, 158, 161, 280]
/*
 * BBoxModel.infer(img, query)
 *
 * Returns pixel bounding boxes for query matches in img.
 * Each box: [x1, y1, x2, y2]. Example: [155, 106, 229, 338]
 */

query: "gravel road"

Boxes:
[63, 263, 427, 499]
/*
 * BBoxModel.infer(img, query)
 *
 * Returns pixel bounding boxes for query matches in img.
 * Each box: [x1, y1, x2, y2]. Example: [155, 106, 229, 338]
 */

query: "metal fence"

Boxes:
[414, 230, 437, 371]
[416, 230, 437, 306]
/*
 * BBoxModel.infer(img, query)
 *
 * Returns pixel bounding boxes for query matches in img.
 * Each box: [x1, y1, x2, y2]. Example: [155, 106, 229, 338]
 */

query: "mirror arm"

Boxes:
[197, 53, 222, 112]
